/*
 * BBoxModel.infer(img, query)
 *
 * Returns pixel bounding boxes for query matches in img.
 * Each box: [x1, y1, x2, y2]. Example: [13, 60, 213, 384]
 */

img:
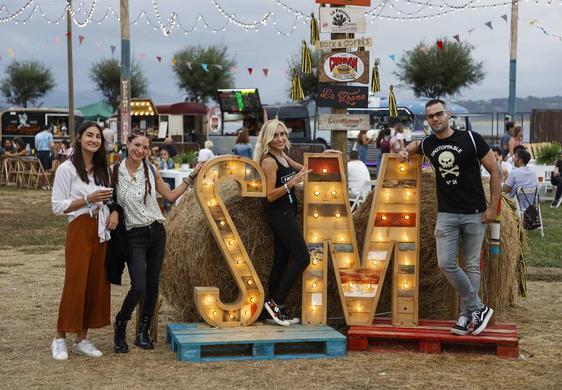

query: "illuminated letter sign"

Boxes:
[194, 156, 266, 327]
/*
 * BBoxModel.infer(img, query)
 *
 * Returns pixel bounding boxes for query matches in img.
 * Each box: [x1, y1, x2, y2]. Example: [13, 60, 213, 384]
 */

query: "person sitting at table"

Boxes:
[5, 137, 29, 158]
[503, 149, 537, 208]
[1, 139, 16, 156]
[550, 150, 562, 208]
[482, 146, 511, 180]
[198, 140, 215, 162]
[158, 148, 175, 170]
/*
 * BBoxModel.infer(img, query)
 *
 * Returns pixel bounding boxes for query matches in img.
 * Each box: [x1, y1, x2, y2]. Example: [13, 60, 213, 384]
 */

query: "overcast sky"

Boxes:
[1, 0, 561, 108]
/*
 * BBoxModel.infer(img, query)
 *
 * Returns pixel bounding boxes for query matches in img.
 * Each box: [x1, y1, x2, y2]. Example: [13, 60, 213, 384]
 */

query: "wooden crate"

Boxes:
[167, 323, 347, 362]
[347, 318, 519, 359]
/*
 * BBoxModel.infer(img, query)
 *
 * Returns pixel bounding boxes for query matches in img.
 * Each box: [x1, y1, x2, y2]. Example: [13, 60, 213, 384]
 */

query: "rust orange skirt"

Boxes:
[57, 214, 110, 333]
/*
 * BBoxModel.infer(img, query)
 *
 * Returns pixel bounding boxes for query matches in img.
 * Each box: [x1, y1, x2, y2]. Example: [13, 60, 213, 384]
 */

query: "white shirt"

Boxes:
[51, 160, 111, 242]
[481, 161, 512, 178]
[506, 165, 537, 198]
[347, 160, 371, 198]
[198, 148, 215, 162]
[116, 159, 165, 230]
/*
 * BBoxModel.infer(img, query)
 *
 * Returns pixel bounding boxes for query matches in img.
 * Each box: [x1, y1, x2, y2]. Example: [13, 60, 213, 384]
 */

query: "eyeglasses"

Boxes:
[426, 110, 448, 120]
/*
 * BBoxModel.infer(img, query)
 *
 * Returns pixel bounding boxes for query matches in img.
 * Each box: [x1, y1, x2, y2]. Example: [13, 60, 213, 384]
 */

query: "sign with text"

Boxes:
[316, 0, 371, 5]
[316, 85, 369, 108]
[319, 114, 370, 131]
[316, 37, 372, 50]
[320, 7, 366, 34]
[319, 51, 369, 84]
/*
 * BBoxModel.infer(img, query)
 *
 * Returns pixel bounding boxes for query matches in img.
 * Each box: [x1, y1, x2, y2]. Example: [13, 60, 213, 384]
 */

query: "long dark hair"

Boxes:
[127, 130, 152, 205]
[71, 121, 109, 187]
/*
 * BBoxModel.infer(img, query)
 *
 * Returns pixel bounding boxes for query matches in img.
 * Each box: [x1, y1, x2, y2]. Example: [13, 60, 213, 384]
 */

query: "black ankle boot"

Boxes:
[114, 316, 129, 353]
[135, 315, 154, 350]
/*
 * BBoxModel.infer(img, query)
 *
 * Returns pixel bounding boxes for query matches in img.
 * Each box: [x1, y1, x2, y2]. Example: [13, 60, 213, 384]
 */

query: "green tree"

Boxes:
[0, 60, 55, 107]
[89, 57, 148, 111]
[287, 48, 320, 102]
[395, 39, 485, 98]
[172, 45, 236, 103]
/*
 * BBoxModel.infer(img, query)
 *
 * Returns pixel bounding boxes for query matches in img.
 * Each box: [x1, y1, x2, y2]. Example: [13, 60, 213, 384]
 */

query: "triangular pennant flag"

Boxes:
[7, 48, 14, 58]
[212, 64, 223, 70]
[78, 35, 85, 45]
[187, 62, 192, 70]
[55, 36, 61, 45]
[140, 52, 147, 61]
[262, 68, 269, 77]
[453, 34, 460, 43]
[436, 40, 444, 49]
[201, 63, 209, 72]
[388, 54, 396, 62]
[501, 14, 508, 22]
[485, 21, 493, 30]
[110, 45, 116, 54]
[468, 28, 476, 34]
[539, 26, 549, 35]
[247, 68, 253, 75]
[156, 56, 162, 63]
[231, 66, 238, 73]
[529, 19, 537, 25]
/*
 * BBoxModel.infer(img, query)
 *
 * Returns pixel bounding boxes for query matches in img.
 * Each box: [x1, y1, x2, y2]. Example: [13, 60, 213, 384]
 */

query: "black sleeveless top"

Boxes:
[265, 152, 297, 211]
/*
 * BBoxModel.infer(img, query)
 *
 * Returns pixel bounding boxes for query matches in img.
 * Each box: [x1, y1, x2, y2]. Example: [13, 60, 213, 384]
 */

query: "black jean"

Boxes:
[265, 207, 310, 305]
[118, 221, 166, 320]
[552, 175, 562, 201]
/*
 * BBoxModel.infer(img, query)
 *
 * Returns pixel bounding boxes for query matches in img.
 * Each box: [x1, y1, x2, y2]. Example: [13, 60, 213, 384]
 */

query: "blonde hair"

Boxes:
[253, 119, 291, 163]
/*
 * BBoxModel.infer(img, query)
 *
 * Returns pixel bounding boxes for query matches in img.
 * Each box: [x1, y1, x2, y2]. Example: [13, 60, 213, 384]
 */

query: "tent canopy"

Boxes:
[78, 101, 114, 121]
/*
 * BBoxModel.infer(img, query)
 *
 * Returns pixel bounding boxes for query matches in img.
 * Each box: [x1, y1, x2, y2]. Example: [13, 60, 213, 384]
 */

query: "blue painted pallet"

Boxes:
[166, 323, 347, 362]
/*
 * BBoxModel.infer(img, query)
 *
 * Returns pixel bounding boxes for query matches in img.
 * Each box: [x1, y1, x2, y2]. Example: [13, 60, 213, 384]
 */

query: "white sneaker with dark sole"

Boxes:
[264, 299, 290, 327]
[471, 306, 494, 336]
[450, 315, 470, 336]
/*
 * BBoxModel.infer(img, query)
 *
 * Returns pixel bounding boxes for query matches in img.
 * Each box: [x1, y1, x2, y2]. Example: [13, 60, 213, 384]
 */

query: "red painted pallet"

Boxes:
[347, 318, 519, 359]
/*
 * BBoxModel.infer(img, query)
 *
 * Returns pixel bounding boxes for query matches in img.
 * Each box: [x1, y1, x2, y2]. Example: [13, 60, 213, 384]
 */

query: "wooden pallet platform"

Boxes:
[166, 323, 347, 362]
[347, 318, 519, 359]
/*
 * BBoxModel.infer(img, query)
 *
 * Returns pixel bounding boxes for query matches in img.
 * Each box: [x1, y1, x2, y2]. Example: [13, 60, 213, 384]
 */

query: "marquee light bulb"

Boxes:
[314, 190, 320, 196]
[403, 282, 409, 289]
[312, 282, 317, 288]
[245, 310, 249, 316]
[399, 165, 406, 172]
[246, 169, 251, 175]
[220, 220, 226, 226]
[321, 168, 328, 174]
[312, 260, 318, 265]
[348, 282, 353, 288]
[382, 215, 387, 220]
[366, 284, 372, 289]
[331, 190, 337, 196]
[250, 296, 256, 303]
[212, 310, 217, 316]
[313, 212, 319, 218]
[229, 314, 235, 320]
[206, 297, 212, 304]
[335, 212, 341, 218]
[312, 234, 318, 240]
[247, 279, 253, 285]
[228, 240, 234, 245]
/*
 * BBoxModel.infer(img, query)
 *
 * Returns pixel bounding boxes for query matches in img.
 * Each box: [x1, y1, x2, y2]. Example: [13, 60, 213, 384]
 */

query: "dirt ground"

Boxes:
[1, 246, 561, 390]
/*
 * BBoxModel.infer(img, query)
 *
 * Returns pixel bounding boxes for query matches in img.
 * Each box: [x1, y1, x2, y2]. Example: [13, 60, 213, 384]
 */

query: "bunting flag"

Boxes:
[501, 14, 508, 22]
[468, 28, 476, 34]
[262, 68, 269, 77]
[140, 52, 147, 61]
[156, 56, 162, 62]
[388, 85, 398, 118]
[187, 61, 192, 69]
[7, 48, 14, 58]
[55, 36, 61, 45]
[485, 21, 493, 30]
[247, 67, 253, 75]
[436, 40, 444, 50]
[301, 40, 312, 74]
[310, 12, 319, 45]
[388, 54, 396, 62]
[290, 69, 304, 102]
[529, 19, 538, 25]
[453, 34, 460, 43]
[201, 63, 209, 72]
[110, 45, 116, 54]
[78, 35, 85, 45]
[370, 60, 380, 93]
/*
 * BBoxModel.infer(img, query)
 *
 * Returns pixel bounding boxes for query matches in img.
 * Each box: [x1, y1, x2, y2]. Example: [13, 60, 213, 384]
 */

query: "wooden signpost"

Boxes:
[316, 85, 369, 108]
[318, 114, 369, 131]
[319, 7, 366, 34]
[318, 50, 370, 84]
[316, 37, 372, 50]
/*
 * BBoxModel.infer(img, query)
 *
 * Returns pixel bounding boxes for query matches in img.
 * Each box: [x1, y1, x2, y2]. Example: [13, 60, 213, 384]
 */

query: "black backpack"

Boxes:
[518, 189, 541, 230]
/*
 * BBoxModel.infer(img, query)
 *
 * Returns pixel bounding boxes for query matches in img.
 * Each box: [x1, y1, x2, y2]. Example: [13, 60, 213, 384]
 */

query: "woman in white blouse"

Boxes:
[51, 122, 118, 361]
[112, 130, 203, 354]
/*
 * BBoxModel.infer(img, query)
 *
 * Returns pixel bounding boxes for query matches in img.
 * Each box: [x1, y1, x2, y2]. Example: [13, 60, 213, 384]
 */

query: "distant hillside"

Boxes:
[455, 96, 562, 113]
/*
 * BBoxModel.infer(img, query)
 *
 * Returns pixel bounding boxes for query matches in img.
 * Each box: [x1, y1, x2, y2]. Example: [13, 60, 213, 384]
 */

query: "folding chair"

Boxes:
[515, 187, 544, 238]
[350, 180, 373, 212]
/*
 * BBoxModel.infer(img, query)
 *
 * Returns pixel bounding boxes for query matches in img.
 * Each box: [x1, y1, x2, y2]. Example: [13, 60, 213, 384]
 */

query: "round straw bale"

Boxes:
[161, 169, 525, 322]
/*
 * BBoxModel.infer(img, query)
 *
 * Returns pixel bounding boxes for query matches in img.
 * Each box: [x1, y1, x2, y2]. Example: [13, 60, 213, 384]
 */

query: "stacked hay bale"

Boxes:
[161, 170, 526, 322]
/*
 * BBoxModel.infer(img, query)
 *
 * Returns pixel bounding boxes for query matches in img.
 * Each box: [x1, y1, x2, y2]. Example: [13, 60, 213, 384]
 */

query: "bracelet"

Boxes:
[189, 173, 196, 180]
[183, 176, 191, 186]
[84, 195, 90, 206]
[84, 195, 93, 217]
[284, 183, 290, 193]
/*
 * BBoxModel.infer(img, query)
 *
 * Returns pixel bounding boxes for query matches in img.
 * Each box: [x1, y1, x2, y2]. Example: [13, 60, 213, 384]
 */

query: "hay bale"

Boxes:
[161, 171, 525, 322]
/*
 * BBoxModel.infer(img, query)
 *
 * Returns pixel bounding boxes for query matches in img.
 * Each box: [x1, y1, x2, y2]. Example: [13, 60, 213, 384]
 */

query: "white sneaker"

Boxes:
[72, 339, 103, 357]
[51, 338, 68, 361]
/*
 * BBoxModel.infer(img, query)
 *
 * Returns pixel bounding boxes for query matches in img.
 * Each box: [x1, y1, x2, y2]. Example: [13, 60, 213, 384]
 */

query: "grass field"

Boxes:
[1, 187, 561, 389]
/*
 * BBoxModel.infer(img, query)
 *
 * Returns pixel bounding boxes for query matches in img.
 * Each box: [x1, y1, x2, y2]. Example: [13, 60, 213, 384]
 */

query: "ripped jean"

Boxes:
[435, 212, 487, 316]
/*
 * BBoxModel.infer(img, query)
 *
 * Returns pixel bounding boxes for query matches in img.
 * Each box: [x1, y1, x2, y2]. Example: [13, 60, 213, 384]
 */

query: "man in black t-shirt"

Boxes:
[550, 150, 562, 208]
[398, 99, 502, 336]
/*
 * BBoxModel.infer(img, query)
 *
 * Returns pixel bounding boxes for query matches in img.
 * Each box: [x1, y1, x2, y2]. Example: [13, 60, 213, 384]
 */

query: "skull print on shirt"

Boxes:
[437, 151, 460, 180]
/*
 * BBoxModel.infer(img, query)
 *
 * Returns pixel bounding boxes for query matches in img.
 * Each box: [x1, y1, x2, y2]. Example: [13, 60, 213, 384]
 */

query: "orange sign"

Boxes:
[316, 0, 371, 5]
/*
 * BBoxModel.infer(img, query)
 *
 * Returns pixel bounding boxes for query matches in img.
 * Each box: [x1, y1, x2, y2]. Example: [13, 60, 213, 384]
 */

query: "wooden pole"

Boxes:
[65, 1, 75, 141]
[507, 0, 518, 118]
[119, 0, 131, 144]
